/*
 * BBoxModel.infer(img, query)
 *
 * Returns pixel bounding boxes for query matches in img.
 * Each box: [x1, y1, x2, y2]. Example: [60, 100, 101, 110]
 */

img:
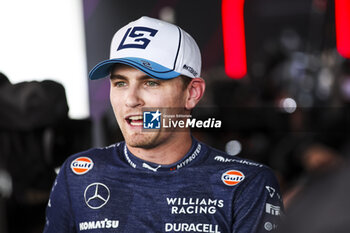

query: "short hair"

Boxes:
[179, 75, 192, 90]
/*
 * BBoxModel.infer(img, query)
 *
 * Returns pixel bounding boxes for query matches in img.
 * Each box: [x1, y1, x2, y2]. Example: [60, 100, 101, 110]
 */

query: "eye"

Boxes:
[113, 81, 127, 87]
[145, 80, 159, 87]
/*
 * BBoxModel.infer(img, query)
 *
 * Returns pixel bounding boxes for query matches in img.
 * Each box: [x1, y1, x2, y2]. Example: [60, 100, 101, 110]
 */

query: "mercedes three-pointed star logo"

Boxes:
[84, 182, 110, 209]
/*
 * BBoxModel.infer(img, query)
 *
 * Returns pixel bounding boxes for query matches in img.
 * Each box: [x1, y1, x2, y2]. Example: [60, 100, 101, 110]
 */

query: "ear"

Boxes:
[185, 78, 206, 110]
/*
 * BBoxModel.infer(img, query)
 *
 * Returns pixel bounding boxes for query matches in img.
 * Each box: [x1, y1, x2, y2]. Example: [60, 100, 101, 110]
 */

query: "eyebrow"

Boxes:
[110, 73, 157, 81]
[110, 74, 126, 80]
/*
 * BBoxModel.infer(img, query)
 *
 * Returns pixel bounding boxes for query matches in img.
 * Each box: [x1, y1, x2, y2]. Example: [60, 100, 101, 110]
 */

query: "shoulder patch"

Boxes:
[71, 157, 94, 175]
[221, 170, 245, 186]
[214, 155, 263, 168]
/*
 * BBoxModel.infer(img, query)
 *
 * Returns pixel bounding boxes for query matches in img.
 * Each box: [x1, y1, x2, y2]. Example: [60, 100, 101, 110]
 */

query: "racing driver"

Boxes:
[44, 16, 283, 233]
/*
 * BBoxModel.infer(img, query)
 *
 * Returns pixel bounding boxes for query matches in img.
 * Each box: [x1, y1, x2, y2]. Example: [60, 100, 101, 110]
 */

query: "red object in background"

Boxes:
[335, 0, 350, 58]
[222, 0, 247, 79]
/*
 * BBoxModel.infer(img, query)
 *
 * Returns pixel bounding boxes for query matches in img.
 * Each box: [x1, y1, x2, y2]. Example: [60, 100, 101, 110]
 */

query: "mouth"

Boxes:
[125, 115, 143, 127]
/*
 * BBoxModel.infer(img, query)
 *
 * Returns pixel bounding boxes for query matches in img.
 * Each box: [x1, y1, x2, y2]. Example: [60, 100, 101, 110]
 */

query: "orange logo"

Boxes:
[71, 157, 94, 175]
[221, 170, 245, 186]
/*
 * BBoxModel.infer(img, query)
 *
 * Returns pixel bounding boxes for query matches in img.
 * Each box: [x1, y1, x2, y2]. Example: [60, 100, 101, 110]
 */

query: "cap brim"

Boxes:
[89, 57, 181, 80]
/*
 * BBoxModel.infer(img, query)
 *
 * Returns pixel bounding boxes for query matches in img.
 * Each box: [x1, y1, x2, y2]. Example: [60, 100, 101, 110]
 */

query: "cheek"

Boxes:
[153, 86, 187, 107]
[110, 91, 123, 116]
[137, 90, 168, 107]
[147, 93, 182, 107]
[167, 89, 187, 106]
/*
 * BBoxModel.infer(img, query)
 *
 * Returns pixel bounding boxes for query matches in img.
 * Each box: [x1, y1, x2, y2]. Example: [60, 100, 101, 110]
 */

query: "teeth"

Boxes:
[130, 121, 143, 126]
[129, 115, 143, 120]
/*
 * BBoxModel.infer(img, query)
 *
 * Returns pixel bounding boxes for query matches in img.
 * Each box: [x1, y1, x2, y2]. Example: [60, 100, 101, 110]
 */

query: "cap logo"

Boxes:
[117, 26, 158, 51]
[183, 64, 198, 77]
[71, 157, 94, 175]
[221, 170, 245, 186]
[141, 60, 153, 69]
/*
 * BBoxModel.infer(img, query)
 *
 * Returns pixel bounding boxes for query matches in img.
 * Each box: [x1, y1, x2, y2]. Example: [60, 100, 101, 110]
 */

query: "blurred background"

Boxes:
[1, 0, 350, 232]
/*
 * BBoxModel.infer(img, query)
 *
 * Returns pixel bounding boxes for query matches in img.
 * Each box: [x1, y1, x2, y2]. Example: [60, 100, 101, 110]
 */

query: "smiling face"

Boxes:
[109, 64, 190, 149]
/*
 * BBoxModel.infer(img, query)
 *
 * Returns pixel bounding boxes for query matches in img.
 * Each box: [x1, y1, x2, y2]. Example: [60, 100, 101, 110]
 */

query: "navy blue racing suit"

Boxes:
[44, 138, 283, 233]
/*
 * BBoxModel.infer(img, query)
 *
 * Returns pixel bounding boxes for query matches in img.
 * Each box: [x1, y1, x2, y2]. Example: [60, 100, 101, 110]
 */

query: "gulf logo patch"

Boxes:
[221, 170, 245, 186]
[71, 157, 94, 175]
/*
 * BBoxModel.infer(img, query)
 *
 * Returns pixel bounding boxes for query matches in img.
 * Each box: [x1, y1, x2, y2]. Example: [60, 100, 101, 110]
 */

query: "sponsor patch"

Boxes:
[79, 219, 119, 231]
[165, 223, 220, 232]
[265, 203, 281, 216]
[166, 197, 224, 215]
[84, 183, 110, 209]
[265, 186, 276, 198]
[221, 170, 245, 186]
[264, 222, 278, 231]
[264, 222, 273, 231]
[183, 64, 198, 77]
[214, 155, 263, 167]
[71, 157, 94, 175]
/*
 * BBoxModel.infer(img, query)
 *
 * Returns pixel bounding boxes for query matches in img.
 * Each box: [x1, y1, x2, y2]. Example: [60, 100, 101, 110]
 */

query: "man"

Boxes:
[44, 16, 283, 233]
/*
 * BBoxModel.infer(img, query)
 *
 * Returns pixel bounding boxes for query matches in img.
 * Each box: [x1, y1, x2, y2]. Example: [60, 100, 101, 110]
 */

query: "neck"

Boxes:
[127, 132, 193, 165]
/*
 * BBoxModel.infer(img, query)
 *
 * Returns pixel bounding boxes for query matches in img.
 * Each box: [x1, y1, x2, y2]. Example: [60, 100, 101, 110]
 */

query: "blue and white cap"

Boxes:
[89, 16, 201, 80]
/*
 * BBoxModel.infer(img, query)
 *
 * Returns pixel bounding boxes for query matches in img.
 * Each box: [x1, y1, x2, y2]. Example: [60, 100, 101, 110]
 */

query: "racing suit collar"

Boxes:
[122, 137, 206, 172]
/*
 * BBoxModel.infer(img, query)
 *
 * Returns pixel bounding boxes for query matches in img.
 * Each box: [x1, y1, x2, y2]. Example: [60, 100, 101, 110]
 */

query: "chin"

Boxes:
[124, 132, 160, 149]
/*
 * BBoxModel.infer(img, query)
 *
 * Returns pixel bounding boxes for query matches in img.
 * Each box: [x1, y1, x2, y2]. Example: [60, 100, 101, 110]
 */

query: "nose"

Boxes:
[125, 85, 143, 108]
